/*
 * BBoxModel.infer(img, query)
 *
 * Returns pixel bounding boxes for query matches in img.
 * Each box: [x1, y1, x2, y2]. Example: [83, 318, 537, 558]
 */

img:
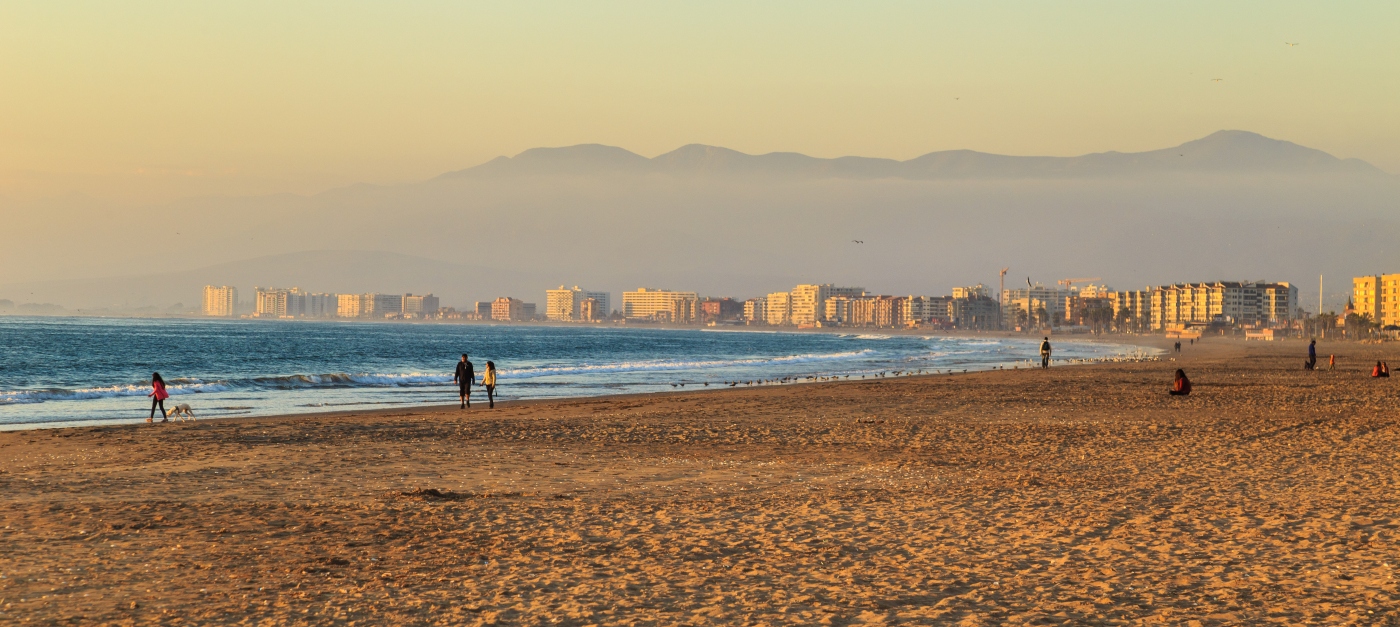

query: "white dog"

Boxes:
[165, 403, 196, 421]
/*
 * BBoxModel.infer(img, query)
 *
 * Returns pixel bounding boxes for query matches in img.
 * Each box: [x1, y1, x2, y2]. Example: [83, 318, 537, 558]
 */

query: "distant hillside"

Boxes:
[439, 131, 1387, 180]
[3, 131, 1397, 313]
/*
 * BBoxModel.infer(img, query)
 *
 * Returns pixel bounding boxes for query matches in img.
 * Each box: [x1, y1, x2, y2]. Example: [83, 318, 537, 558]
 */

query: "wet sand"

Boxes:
[2, 338, 1398, 625]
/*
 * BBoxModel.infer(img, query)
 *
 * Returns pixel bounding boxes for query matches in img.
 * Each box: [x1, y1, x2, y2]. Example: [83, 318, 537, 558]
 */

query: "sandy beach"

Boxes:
[2, 338, 1397, 625]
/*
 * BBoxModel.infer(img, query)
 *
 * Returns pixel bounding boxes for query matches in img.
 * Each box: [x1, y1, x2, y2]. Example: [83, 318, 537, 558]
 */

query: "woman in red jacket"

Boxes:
[147, 372, 170, 423]
[1169, 369, 1191, 396]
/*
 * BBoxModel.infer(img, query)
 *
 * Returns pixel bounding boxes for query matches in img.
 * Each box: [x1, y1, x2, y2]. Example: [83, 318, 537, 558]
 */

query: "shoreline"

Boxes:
[0, 334, 1167, 432]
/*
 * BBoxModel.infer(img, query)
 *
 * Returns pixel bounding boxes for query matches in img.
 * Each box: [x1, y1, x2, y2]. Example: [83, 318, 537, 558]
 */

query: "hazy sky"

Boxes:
[2, 1, 1396, 202]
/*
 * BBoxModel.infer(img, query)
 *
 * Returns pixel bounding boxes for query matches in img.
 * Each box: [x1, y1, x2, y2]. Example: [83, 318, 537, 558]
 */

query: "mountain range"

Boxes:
[441, 130, 1385, 180]
[0, 130, 1395, 312]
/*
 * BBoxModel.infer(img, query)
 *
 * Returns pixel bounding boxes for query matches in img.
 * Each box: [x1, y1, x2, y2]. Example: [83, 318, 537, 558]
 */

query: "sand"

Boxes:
[2, 338, 1398, 625]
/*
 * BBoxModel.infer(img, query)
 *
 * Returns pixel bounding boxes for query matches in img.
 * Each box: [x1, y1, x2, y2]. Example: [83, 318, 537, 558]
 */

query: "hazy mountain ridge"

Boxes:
[3, 130, 1397, 312]
[438, 131, 1387, 181]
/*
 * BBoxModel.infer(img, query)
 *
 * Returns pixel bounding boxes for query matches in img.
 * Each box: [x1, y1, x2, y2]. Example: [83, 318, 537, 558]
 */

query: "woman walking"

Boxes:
[148, 372, 170, 423]
[482, 361, 497, 409]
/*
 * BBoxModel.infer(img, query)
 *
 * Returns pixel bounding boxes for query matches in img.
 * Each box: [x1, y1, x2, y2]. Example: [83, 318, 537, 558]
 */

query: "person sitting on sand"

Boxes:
[1373, 361, 1383, 378]
[1376, 361, 1391, 378]
[147, 372, 169, 423]
[1385, 362, 1392, 377]
[1169, 369, 1191, 396]
[482, 361, 498, 409]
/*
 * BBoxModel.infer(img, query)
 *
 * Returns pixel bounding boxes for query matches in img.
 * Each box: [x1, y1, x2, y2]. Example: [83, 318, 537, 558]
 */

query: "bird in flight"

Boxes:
[1211, 78, 1224, 82]
[1285, 42, 1300, 47]
[852, 240, 864, 244]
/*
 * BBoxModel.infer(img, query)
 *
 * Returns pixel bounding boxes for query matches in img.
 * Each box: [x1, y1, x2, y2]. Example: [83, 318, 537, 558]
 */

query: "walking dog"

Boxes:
[165, 403, 196, 421]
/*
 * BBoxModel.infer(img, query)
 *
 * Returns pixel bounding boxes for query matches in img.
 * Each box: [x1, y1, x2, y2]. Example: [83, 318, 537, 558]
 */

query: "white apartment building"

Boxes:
[622, 288, 698, 322]
[202, 285, 237, 317]
[546, 286, 610, 321]
[785, 284, 862, 325]
[764, 291, 792, 326]
[402, 294, 440, 318]
[744, 297, 767, 323]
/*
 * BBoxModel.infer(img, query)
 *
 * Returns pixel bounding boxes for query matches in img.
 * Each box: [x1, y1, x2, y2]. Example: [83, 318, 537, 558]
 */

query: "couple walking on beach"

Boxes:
[454, 354, 498, 409]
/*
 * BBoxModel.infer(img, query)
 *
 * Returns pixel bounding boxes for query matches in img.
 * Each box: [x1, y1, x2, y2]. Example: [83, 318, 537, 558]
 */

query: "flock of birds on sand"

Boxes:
[663, 354, 1161, 388]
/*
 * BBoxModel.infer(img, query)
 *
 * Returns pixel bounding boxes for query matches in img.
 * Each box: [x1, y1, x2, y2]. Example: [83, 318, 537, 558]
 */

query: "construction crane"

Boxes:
[1057, 277, 1102, 289]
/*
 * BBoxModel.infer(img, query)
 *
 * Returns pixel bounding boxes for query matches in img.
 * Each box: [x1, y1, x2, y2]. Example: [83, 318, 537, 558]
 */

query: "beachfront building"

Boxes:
[788, 284, 865, 325]
[1348, 274, 1400, 327]
[337, 293, 366, 318]
[949, 286, 1000, 329]
[579, 297, 602, 322]
[253, 287, 300, 318]
[764, 291, 792, 326]
[622, 288, 699, 323]
[491, 297, 535, 322]
[402, 294, 440, 318]
[700, 297, 743, 323]
[1001, 284, 1071, 329]
[202, 285, 238, 317]
[546, 286, 610, 322]
[744, 297, 767, 324]
[474, 302, 493, 320]
[1149, 282, 1297, 330]
[1109, 289, 1151, 332]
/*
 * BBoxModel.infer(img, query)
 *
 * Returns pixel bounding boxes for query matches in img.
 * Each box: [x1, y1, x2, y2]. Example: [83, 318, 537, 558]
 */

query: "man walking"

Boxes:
[1040, 337, 1052, 369]
[1307, 339, 1317, 371]
[454, 353, 475, 409]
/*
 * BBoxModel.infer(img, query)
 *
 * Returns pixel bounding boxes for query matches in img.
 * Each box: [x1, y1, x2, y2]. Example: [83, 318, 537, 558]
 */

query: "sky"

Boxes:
[1, 1, 1397, 203]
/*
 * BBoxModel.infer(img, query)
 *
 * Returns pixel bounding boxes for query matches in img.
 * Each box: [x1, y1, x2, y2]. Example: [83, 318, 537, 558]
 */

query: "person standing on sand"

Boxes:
[1040, 337, 1052, 369]
[454, 354, 475, 409]
[1169, 369, 1192, 396]
[147, 372, 169, 423]
[1329, 354, 1336, 371]
[482, 361, 498, 409]
[1307, 339, 1317, 370]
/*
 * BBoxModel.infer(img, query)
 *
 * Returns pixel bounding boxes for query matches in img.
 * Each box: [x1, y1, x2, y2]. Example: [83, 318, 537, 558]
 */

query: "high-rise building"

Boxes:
[254, 287, 290, 318]
[546, 286, 610, 321]
[402, 294, 439, 318]
[622, 288, 699, 322]
[492, 297, 534, 322]
[337, 293, 367, 318]
[202, 286, 237, 317]
[370, 294, 403, 318]
[1002, 284, 1071, 328]
[305, 292, 337, 318]
[579, 298, 602, 322]
[744, 297, 767, 323]
[1149, 282, 1297, 330]
[764, 291, 792, 325]
[475, 302, 493, 320]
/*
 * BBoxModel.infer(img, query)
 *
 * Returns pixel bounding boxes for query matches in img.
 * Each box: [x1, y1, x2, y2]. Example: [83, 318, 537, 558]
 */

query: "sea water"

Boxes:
[0, 316, 1151, 429]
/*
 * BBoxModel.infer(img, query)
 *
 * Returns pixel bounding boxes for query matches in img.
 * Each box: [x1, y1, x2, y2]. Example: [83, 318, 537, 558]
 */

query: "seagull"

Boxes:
[1211, 78, 1224, 82]
[852, 240, 864, 244]
[1285, 42, 1299, 47]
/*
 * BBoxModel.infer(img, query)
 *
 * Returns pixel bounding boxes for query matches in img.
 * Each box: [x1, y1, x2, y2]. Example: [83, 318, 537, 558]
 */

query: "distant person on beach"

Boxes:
[1307, 339, 1317, 370]
[147, 372, 169, 423]
[1375, 361, 1391, 378]
[454, 354, 475, 409]
[1385, 362, 1392, 377]
[1169, 369, 1192, 396]
[482, 361, 497, 409]
[1328, 354, 1336, 371]
[1040, 338, 1051, 369]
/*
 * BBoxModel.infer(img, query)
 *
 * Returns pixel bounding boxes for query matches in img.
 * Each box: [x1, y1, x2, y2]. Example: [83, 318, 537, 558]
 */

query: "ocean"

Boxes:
[0, 316, 1153, 429]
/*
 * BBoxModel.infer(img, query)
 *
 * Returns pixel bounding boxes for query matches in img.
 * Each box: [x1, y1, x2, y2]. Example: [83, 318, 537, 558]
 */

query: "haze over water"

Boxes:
[0, 317, 1147, 430]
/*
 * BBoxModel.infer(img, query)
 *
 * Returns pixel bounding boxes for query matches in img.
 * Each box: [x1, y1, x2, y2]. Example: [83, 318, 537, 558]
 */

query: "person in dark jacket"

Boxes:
[1039, 338, 1052, 369]
[453, 354, 475, 409]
